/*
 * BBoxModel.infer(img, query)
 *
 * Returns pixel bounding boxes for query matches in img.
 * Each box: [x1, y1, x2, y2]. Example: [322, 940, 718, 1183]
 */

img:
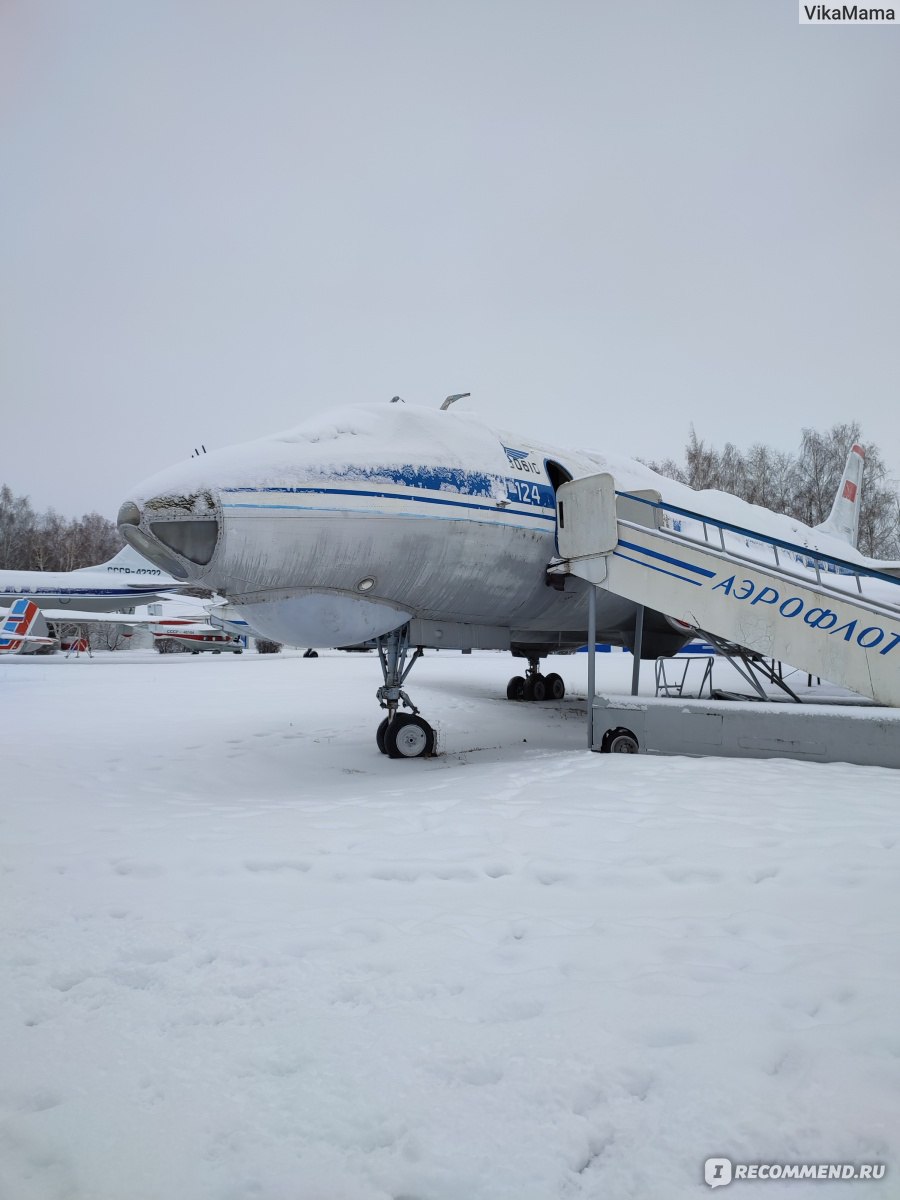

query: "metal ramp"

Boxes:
[556, 473, 900, 709]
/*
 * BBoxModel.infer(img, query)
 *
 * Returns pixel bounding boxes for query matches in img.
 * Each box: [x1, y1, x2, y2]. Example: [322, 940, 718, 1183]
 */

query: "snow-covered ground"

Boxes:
[1, 649, 897, 1200]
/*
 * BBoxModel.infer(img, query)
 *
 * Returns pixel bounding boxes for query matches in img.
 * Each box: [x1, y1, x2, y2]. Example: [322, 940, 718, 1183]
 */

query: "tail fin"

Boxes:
[0, 598, 54, 654]
[75, 544, 163, 576]
[814, 443, 865, 548]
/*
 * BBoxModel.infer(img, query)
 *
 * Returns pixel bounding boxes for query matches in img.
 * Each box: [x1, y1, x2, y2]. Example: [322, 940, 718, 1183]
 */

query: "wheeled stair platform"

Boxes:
[592, 694, 900, 768]
[554, 473, 900, 768]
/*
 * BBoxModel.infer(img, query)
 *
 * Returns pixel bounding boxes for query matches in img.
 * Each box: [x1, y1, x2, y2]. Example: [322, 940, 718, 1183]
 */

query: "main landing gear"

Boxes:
[374, 625, 436, 759]
[506, 656, 566, 703]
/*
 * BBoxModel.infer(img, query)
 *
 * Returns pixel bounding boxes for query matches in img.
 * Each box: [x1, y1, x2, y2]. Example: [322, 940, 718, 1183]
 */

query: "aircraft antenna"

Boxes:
[440, 392, 471, 411]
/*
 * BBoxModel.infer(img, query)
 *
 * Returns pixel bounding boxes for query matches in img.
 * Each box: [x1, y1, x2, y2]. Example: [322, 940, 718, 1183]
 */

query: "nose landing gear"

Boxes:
[506, 656, 566, 703]
[379, 713, 435, 758]
[375, 625, 436, 758]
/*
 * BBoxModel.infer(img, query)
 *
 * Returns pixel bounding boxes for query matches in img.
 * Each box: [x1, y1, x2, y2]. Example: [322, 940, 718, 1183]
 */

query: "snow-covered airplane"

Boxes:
[0, 545, 185, 613]
[117, 401, 876, 757]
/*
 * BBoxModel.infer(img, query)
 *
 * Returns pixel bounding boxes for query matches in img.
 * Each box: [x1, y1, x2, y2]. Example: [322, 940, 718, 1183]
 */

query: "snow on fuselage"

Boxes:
[117, 403, 871, 651]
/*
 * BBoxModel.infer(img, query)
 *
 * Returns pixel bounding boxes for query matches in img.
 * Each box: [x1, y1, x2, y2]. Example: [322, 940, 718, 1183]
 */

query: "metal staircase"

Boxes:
[556, 473, 900, 709]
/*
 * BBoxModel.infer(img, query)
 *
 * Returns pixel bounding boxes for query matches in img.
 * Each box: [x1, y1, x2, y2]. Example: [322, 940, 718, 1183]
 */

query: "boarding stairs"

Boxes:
[555, 474, 900, 709]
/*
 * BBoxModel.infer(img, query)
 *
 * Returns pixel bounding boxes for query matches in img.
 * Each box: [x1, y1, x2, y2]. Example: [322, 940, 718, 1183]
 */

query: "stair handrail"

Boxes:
[615, 490, 900, 595]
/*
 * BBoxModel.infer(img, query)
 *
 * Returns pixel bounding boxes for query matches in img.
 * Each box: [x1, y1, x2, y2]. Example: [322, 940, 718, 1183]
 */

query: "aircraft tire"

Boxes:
[545, 672, 565, 700]
[524, 675, 546, 702]
[506, 675, 526, 701]
[386, 714, 435, 759]
[600, 727, 639, 754]
[376, 717, 390, 755]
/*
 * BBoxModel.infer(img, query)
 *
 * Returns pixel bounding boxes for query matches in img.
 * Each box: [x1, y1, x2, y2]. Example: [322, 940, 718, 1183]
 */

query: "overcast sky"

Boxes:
[2, 0, 899, 517]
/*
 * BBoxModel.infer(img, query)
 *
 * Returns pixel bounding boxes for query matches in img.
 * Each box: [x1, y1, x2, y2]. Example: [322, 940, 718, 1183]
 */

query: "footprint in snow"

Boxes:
[750, 866, 780, 883]
[483, 862, 513, 878]
[110, 859, 163, 878]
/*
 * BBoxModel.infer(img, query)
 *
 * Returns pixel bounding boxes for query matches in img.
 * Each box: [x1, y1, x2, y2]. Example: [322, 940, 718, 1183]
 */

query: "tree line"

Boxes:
[646, 422, 900, 559]
[0, 485, 122, 572]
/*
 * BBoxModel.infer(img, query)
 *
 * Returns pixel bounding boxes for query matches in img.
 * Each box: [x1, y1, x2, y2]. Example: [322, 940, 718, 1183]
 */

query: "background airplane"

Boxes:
[0, 599, 57, 653]
[117, 400, 883, 756]
[0, 544, 185, 613]
[0, 594, 246, 657]
[142, 598, 246, 653]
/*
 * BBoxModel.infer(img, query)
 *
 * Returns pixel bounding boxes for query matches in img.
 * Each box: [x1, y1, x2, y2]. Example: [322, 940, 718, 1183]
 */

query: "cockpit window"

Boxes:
[149, 520, 218, 565]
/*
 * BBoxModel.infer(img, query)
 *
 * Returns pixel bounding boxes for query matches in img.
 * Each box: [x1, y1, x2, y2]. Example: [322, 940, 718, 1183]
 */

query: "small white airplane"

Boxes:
[151, 622, 244, 653]
[0, 545, 185, 613]
[117, 399, 881, 757]
[142, 600, 246, 653]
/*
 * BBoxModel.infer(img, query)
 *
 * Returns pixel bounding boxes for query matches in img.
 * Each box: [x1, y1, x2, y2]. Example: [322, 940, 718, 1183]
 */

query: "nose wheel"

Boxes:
[377, 713, 435, 758]
[374, 626, 435, 758]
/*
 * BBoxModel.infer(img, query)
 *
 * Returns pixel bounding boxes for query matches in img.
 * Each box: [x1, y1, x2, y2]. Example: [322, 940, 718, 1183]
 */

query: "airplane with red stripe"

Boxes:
[0, 599, 56, 654]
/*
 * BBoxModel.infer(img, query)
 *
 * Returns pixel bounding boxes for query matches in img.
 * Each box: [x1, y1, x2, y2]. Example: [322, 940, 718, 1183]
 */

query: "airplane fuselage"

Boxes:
[118, 404, 675, 652]
[118, 403, 865, 656]
[0, 572, 171, 613]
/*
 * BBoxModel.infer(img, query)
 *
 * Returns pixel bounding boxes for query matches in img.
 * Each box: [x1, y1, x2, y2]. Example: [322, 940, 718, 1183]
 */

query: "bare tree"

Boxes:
[0, 486, 37, 568]
[647, 424, 900, 558]
[0, 485, 122, 571]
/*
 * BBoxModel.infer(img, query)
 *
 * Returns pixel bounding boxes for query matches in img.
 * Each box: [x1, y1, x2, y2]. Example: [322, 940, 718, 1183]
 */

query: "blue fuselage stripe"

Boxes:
[0, 587, 154, 598]
[221, 484, 557, 522]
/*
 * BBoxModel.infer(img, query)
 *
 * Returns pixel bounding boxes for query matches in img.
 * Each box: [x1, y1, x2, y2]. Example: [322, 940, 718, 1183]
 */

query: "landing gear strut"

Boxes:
[375, 625, 435, 758]
[506, 656, 566, 703]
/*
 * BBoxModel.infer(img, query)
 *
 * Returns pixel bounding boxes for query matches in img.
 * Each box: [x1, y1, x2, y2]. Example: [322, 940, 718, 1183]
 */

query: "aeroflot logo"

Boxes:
[709, 575, 900, 656]
[624, 538, 900, 658]
[502, 445, 542, 476]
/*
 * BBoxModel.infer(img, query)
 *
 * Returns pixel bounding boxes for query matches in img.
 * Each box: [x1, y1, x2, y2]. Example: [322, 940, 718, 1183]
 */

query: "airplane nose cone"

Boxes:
[117, 490, 222, 581]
